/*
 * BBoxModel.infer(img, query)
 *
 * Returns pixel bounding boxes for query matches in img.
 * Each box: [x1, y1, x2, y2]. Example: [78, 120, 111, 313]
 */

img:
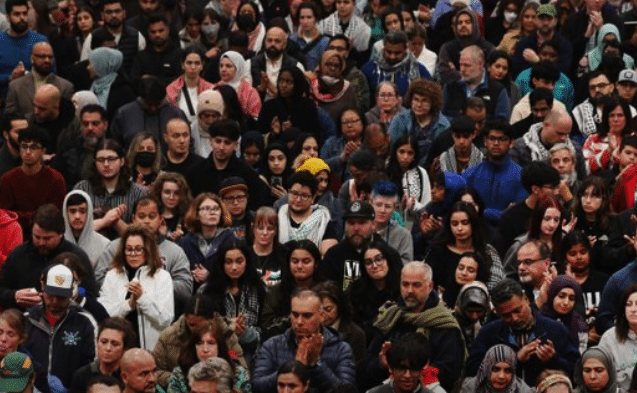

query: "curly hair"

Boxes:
[151, 172, 193, 219]
[111, 224, 162, 277]
[405, 79, 442, 114]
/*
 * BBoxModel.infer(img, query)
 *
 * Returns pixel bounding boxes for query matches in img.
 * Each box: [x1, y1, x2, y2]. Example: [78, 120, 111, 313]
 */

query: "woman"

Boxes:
[191, 89, 225, 158]
[386, 134, 432, 217]
[370, 8, 404, 60]
[541, 275, 588, 353]
[215, 84, 249, 133]
[276, 361, 309, 393]
[425, 202, 505, 306]
[151, 172, 192, 241]
[314, 281, 366, 379]
[166, 48, 214, 123]
[497, 3, 538, 57]
[581, 24, 634, 75]
[387, 79, 449, 167]
[259, 143, 292, 201]
[87, 47, 136, 120]
[167, 320, 251, 393]
[178, 8, 203, 50]
[290, 2, 330, 71]
[249, 207, 288, 288]
[487, 50, 521, 107]
[460, 344, 533, 393]
[98, 225, 174, 350]
[200, 8, 228, 59]
[571, 177, 617, 274]
[261, 240, 324, 339]
[574, 347, 620, 393]
[365, 82, 405, 131]
[407, 24, 437, 77]
[216, 51, 261, 120]
[126, 132, 163, 189]
[457, 186, 505, 257]
[447, 252, 490, 308]
[291, 133, 320, 163]
[74, 6, 96, 54]
[257, 66, 321, 141]
[309, 50, 359, 122]
[0, 309, 28, 360]
[598, 284, 637, 392]
[485, 0, 523, 50]
[321, 107, 366, 178]
[453, 281, 491, 352]
[549, 143, 578, 205]
[583, 98, 634, 175]
[347, 239, 401, 343]
[177, 193, 235, 287]
[234, 1, 266, 53]
[241, 131, 265, 169]
[71, 90, 99, 117]
[316, 0, 370, 53]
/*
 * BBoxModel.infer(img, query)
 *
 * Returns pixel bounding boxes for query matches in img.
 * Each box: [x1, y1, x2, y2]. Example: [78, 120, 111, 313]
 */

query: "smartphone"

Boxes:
[272, 176, 283, 188]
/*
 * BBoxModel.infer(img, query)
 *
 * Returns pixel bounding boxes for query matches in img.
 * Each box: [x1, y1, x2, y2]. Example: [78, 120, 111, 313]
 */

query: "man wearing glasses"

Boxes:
[278, 171, 337, 254]
[219, 176, 252, 240]
[0, 127, 66, 235]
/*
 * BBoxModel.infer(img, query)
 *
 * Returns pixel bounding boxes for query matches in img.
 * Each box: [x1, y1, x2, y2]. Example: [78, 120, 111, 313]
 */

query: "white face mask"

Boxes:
[504, 11, 518, 23]
[321, 75, 340, 86]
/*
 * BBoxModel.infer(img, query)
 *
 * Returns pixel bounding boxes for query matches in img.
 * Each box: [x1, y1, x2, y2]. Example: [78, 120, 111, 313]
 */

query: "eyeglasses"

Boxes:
[341, 119, 361, 126]
[517, 258, 545, 266]
[486, 135, 510, 144]
[199, 206, 221, 213]
[392, 367, 422, 375]
[96, 156, 119, 164]
[19, 143, 43, 151]
[289, 190, 313, 201]
[378, 93, 396, 99]
[223, 195, 247, 204]
[589, 82, 611, 91]
[364, 254, 386, 267]
[125, 247, 144, 255]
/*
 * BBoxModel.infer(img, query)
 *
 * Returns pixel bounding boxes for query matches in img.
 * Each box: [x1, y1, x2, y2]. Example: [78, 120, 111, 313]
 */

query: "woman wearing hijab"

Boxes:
[460, 344, 533, 393]
[216, 50, 261, 120]
[87, 47, 136, 120]
[309, 50, 358, 122]
[71, 90, 99, 118]
[541, 275, 589, 354]
[574, 347, 620, 393]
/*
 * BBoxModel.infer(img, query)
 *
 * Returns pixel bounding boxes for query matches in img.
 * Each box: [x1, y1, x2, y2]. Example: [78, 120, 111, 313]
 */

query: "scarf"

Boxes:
[225, 283, 261, 327]
[579, 100, 599, 137]
[475, 345, 521, 393]
[522, 123, 552, 162]
[320, 12, 365, 42]
[374, 51, 422, 89]
[220, 50, 246, 90]
[537, 375, 573, 393]
[440, 145, 484, 174]
[373, 299, 461, 339]
[541, 275, 588, 351]
[248, 23, 264, 52]
[574, 347, 619, 393]
[278, 204, 331, 247]
[310, 77, 350, 103]
[89, 47, 123, 108]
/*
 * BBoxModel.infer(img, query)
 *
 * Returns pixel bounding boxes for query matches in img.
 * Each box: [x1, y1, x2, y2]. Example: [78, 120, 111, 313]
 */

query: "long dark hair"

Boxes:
[178, 319, 233, 374]
[528, 195, 564, 255]
[386, 134, 419, 199]
[349, 239, 401, 299]
[277, 66, 310, 99]
[615, 283, 637, 343]
[89, 139, 132, 195]
[571, 176, 611, 231]
[558, 231, 593, 273]
[600, 96, 633, 138]
[280, 240, 323, 296]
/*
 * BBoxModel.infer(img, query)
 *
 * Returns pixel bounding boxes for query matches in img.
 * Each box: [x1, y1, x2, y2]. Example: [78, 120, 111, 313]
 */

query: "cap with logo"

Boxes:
[0, 353, 34, 393]
[536, 4, 557, 17]
[44, 264, 74, 298]
[343, 201, 375, 220]
[619, 69, 637, 85]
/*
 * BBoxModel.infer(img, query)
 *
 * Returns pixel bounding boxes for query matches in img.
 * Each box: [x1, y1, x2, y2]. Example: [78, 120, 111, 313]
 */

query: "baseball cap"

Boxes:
[536, 4, 557, 17]
[619, 69, 637, 85]
[343, 201, 375, 220]
[0, 353, 34, 393]
[44, 264, 74, 297]
[219, 176, 248, 197]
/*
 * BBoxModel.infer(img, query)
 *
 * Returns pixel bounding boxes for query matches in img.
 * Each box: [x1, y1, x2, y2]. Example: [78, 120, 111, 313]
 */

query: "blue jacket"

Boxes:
[462, 156, 528, 224]
[466, 311, 580, 387]
[511, 31, 573, 77]
[0, 30, 48, 97]
[361, 57, 431, 98]
[177, 229, 237, 271]
[596, 261, 637, 334]
[252, 327, 356, 393]
[388, 111, 450, 167]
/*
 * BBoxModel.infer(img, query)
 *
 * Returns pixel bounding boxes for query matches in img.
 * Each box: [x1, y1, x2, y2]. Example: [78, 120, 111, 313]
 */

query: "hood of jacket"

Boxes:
[453, 281, 490, 314]
[0, 209, 18, 229]
[455, 7, 482, 44]
[63, 190, 96, 244]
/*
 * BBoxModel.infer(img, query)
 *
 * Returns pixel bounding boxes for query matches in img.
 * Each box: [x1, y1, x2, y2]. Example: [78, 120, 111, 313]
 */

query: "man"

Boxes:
[511, 240, 553, 298]
[0, 0, 48, 98]
[366, 262, 464, 392]
[161, 117, 204, 177]
[362, 30, 431, 98]
[321, 201, 398, 290]
[367, 334, 431, 393]
[63, 190, 110, 267]
[81, 0, 146, 76]
[94, 197, 192, 308]
[498, 162, 560, 251]
[129, 13, 182, 87]
[512, 4, 573, 76]
[511, 88, 554, 140]
[186, 119, 271, 210]
[57, 104, 108, 187]
[278, 171, 337, 253]
[317, 0, 371, 53]
[364, 124, 391, 166]
[0, 127, 66, 233]
[253, 289, 356, 393]
[438, 115, 484, 174]
[120, 349, 162, 393]
[218, 176, 252, 240]
[510, 61, 567, 124]
[0, 204, 96, 309]
[435, 8, 494, 85]
[442, 45, 510, 120]
[86, 376, 123, 393]
[370, 182, 413, 264]
[110, 76, 186, 152]
[251, 26, 304, 99]
[0, 112, 28, 177]
[26, 83, 78, 155]
[0, 352, 38, 393]
[188, 358, 234, 393]
[127, 0, 179, 42]
[572, 70, 620, 141]
[617, 69, 637, 106]
[24, 264, 97, 393]
[337, 149, 379, 209]
[463, 120, 527, 224]
[466, 279, 580, 387]
[327, 35, 371, 113]
[5, 42, 74, 116]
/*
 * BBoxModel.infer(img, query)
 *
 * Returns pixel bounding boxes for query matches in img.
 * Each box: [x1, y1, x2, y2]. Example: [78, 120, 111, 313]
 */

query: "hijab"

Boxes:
[540, 275, 588, 348]
[220, 50, 246, 90]
[475, 344, 521, 393]
[89, 47, 123, 108]
[71, 90, 99, 114]
[574, 347, 618, 393]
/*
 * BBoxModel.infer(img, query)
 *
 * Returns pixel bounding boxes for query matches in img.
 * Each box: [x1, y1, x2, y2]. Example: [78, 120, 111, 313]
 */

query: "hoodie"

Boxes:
[587, 24, 634, 72]
[0, 209, 21, 267]
[62, 190, 110, 268]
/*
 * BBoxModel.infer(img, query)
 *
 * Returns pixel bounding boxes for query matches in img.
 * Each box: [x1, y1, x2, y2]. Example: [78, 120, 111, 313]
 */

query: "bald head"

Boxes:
[33, 84, 61, 123]
[31, 42, 54, 76]
[265, 27, 287, 59]
[120, 349, 154, 373]
[120, 349, 157, 393]
[541, 109, 572, 146]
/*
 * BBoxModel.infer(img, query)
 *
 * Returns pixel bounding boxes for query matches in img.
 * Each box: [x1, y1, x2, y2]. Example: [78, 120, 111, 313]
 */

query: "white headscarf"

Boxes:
[220, 50, 246, 90]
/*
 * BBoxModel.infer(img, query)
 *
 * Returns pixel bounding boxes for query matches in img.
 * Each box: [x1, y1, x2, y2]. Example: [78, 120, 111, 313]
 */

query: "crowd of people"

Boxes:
[2, 0, 637, 392]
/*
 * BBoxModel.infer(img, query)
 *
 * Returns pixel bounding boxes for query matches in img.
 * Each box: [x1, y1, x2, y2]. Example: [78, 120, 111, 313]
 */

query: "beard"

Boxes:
[10, 20, 27, 34]
[266, 47, 283, 59]
[33, 64, 52, 76]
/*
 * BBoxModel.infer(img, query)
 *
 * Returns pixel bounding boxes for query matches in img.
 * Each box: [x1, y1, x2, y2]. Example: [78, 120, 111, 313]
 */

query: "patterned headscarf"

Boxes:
[475, 345, 520, 393]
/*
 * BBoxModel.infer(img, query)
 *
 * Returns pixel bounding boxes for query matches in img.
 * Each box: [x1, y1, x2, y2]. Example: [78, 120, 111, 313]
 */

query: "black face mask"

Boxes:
[236, 14, 257, 32]
[135, 151, 155, 168]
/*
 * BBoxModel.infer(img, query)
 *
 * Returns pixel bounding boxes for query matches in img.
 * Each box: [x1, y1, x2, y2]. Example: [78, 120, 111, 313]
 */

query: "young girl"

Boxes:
[151, 172, 192, 241]
[541, 275, 588, 353]
[259, 143, 292, 201]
